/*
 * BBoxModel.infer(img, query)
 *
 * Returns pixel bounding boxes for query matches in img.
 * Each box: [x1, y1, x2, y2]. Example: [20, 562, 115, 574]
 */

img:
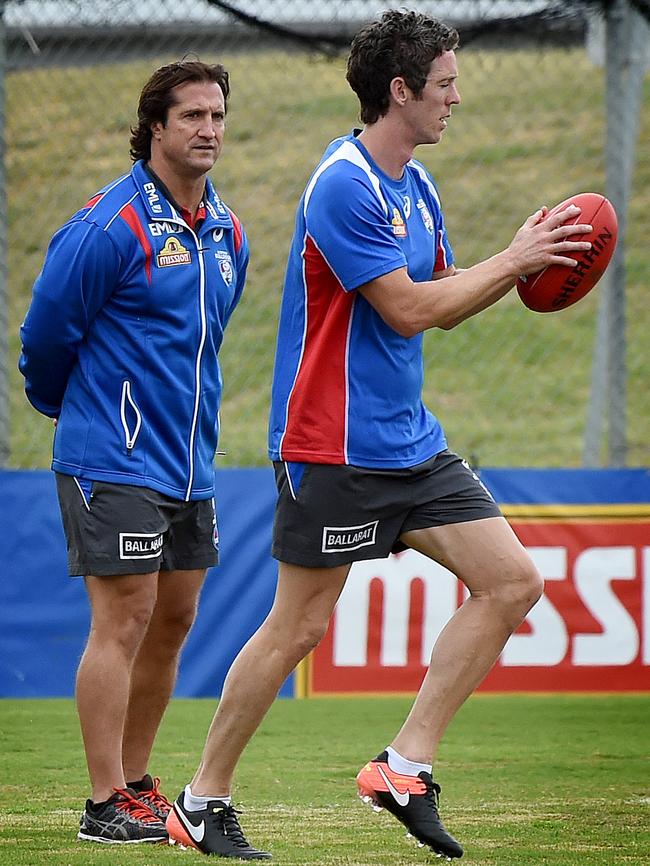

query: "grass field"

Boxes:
[1, 694, 648, 865]
[7, 47, 650, 469]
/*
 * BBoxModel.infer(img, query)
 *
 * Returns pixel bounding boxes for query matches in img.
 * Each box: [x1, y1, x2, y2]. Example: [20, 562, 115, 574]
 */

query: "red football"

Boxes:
[516, 192, 618, 313]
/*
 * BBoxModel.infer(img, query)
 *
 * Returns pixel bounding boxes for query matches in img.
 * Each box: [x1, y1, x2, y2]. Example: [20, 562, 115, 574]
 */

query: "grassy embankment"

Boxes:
[7, 49, 649, 468]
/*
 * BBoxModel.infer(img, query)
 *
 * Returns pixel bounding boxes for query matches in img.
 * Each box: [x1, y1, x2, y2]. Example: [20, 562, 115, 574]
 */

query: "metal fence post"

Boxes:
[584, 0, 646, 466]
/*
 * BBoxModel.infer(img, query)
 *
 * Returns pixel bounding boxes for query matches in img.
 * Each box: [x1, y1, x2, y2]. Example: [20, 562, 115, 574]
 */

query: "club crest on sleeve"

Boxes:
[417, 199, 434, 234]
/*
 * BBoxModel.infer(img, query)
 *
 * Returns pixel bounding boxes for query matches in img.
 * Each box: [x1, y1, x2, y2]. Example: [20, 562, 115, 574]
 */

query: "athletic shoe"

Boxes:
[131, 774, 172, 820]
[167, 792, 272, 859]
[77, 787, 169, 844]
[356, 751, 463, 859]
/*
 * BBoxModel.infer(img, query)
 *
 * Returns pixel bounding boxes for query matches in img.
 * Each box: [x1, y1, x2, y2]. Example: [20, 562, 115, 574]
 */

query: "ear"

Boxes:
[150, 120, 163, 141]
[389, 76, 410, 107]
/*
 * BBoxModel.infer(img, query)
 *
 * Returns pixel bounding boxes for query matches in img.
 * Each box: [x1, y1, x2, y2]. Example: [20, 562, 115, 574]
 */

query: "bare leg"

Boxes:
[122, 569, 206, 783]
[391, 516, 543, 763]
[191, 561, 350, 795]
[76, 572, 159, 802]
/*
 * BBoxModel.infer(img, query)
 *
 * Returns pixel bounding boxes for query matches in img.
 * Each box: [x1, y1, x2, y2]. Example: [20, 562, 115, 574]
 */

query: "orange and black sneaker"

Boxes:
[356, 751, 463, 859]
[129, 774, 172, 821]
[77, 787, 168, 844]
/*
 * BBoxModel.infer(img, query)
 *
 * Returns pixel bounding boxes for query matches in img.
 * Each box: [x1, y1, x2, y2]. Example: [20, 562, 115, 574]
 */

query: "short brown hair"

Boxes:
[129, 60, 230, 162]
[346, 10, 459, 125]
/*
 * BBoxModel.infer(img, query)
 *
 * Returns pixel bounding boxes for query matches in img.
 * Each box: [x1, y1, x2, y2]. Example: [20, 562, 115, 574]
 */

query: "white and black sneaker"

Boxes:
[167, 792, 271, 859]
[77, 787, 168, 844]
[357, 751, 463, 859]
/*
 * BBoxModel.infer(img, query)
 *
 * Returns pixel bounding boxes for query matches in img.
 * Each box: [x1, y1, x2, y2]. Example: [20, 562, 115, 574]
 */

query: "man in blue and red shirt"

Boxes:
[268, 131, 452, 468]
[177, 11, 592, 860]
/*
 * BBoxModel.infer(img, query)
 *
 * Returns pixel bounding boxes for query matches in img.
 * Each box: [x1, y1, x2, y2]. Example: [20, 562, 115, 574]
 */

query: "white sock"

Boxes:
[386, 746, 432, 777]
[183, 784, 231, 811]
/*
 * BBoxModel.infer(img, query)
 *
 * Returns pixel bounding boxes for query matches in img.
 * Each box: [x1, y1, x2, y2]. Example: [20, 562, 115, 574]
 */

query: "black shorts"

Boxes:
[55, 474, 219, 577]
[272, 449, 502, 568]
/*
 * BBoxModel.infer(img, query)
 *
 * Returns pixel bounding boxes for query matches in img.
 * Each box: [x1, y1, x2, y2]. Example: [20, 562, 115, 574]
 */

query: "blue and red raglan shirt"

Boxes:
[268, 133, 454, 469]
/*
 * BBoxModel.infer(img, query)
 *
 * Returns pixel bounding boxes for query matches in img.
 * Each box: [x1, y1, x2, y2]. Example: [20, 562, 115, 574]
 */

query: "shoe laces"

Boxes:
[113, 787, 162, 824]
[210, 803, 252, 849]
[422, 776, 443, 813]
[137, 777, 171, 814]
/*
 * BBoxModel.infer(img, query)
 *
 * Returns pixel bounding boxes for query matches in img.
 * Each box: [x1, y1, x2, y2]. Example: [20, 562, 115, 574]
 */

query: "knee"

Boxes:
[291, 616, 331, 659]
[498, 560, 544, 625]
[155, 603, 198, 651]
[91, 599, 156, 659]
[520, 562, 545, 610]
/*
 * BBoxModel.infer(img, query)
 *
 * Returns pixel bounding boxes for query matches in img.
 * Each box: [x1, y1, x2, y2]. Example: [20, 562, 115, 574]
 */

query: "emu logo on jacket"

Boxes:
[156, 237, 191, 267]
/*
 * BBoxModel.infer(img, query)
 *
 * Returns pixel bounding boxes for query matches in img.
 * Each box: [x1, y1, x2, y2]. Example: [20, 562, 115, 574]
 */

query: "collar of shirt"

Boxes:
[144, 163, 206, 230]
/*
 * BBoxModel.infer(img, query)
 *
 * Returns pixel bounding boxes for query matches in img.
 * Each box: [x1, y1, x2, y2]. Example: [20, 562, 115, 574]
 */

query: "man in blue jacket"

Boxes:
[19, 59, 267, 857]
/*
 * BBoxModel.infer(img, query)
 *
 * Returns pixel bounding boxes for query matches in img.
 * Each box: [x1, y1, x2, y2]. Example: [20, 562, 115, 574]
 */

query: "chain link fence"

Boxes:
[3, 0, 649, 469]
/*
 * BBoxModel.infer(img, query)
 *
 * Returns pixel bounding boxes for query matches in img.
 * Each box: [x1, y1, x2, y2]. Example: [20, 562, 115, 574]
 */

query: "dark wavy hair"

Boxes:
[129, 60, 230, 162]
[346, 10, 459, 125]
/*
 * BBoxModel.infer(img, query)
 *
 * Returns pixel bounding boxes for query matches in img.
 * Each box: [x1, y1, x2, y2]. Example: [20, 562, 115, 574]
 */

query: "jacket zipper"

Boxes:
[148, 210, 215, 499]
[185, 227, 208, 500]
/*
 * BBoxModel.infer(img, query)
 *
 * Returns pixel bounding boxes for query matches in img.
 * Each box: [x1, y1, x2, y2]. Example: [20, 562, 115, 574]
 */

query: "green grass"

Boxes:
[1, 695, 648, 864]
[7, 48, 650, 468]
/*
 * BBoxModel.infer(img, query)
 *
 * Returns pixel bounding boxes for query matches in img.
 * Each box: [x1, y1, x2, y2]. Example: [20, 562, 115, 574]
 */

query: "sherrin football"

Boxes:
[516, 192, 618, 313]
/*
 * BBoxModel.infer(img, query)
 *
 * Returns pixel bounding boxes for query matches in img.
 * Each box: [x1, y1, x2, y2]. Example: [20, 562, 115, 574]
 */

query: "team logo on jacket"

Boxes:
[322, 520, 379, 553]
[391, 207, 407, 237]
[144, 181, 163, 214]
[215, 250, 234, 286]
[156, 237, 191, 267]
[416, 199, 434, 234]
[149, 221, 184, 237]
[213, 196, 228, 216]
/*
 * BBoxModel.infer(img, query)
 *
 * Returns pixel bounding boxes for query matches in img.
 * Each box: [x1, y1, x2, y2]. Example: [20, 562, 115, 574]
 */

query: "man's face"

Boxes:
[150, 80, 226, 178]
[406, 50, 461, 146]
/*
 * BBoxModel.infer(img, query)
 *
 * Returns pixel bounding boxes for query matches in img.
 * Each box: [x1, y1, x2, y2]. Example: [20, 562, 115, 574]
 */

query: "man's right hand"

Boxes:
[506, 204, 592, 278]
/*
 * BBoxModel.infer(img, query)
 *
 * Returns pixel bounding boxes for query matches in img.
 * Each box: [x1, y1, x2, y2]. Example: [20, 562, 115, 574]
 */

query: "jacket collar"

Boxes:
[131, 159, 233, 230]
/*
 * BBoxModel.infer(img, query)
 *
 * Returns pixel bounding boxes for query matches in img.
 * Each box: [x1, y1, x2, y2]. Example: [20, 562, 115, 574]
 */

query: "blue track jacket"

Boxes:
[19, 160, 249, 500]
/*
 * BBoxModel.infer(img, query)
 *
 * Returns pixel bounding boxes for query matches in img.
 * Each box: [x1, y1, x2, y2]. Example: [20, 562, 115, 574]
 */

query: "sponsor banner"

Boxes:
[2, 466, 649, 697]
[309, 515, 650, 694]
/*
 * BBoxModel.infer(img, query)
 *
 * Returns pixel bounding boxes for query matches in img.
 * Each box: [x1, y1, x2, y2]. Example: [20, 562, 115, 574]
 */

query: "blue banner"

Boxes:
[0, 468, 283, 698]
[1, 466, 648, 697]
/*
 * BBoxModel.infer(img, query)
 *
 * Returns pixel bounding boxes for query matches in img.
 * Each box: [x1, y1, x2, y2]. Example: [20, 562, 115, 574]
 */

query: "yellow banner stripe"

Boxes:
[502, 504, 650, 520]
